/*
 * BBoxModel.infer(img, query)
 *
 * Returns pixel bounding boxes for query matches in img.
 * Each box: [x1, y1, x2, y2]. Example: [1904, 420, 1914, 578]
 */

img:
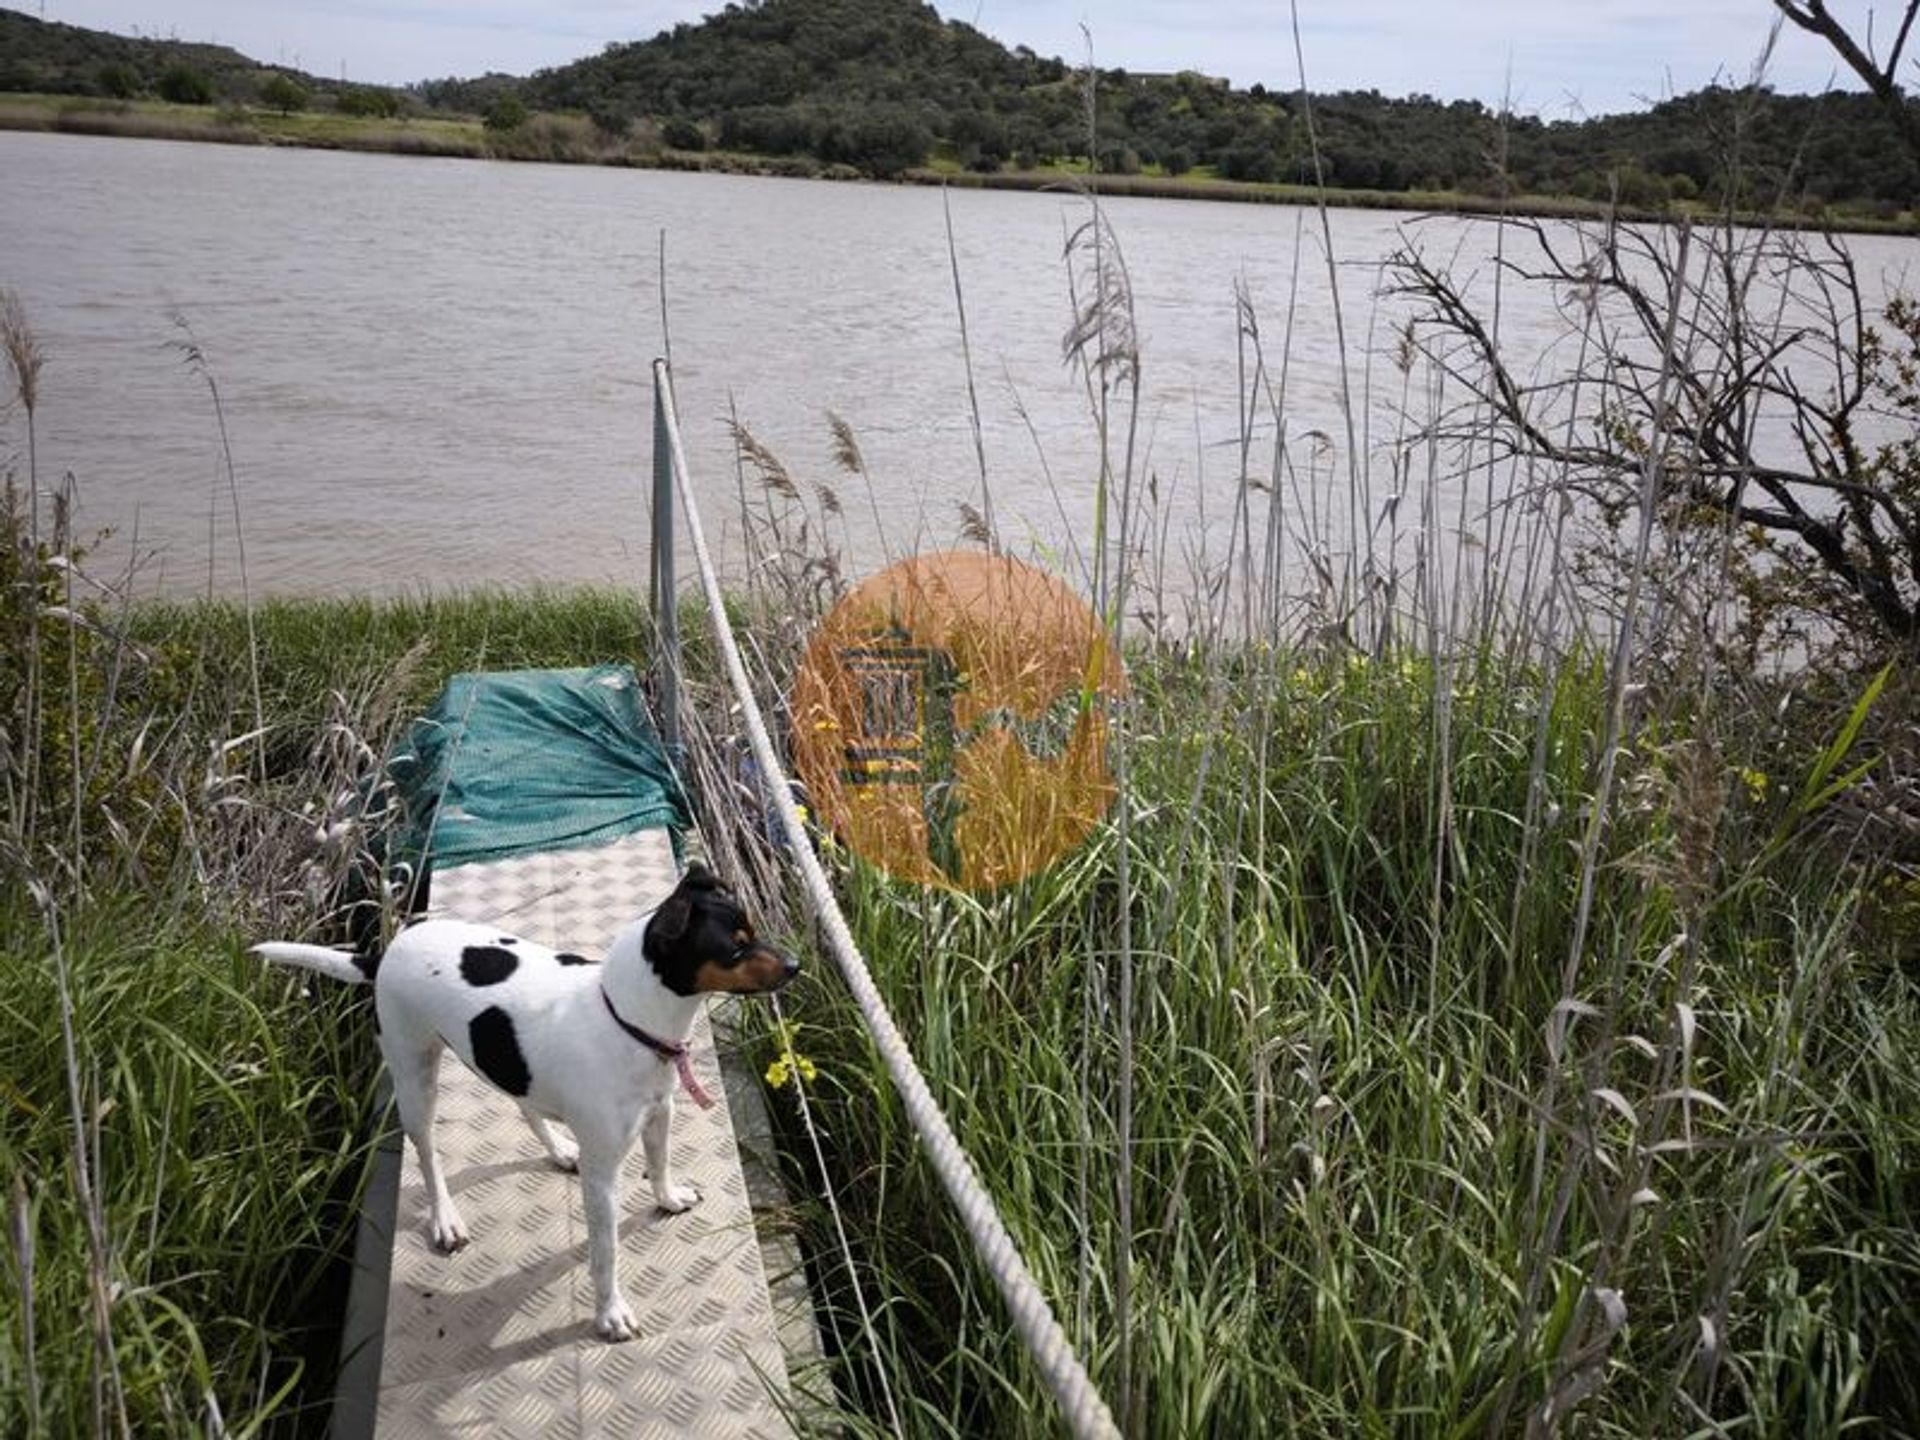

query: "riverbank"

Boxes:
[4, 90, 1914, 235]
[0, 586, 656, 1435]
[8, 546, 1918, 1434]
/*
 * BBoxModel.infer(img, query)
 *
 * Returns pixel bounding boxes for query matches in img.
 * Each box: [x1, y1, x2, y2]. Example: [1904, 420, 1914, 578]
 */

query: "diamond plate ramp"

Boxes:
[369, 830, 796, 1438]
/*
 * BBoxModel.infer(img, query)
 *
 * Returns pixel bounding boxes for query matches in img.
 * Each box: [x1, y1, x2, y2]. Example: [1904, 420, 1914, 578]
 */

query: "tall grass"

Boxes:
[8, 99, 1918, 1439]
[723, 638, 1918, 1436]
[668, 150, 1920, 1435]
[0, 313, 656, 1440]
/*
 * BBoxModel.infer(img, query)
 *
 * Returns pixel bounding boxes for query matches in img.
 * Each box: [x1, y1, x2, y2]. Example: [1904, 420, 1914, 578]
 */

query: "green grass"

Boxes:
[0, 899, 376, 1437]
[731, 640, 1920, 1437]
[7, 575, 1915, 1436]
[131, 586, 650, 736]
[912, 164, 1920, 232]
[2, 583, 652, 1437]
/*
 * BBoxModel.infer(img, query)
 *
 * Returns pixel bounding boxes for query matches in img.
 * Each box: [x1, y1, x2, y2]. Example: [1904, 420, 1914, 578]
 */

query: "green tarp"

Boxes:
[385, 665, 685, 872]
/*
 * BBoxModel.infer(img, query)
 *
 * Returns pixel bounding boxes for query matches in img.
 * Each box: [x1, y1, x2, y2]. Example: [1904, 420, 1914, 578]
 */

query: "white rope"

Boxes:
[655, 361, 1121, 1440]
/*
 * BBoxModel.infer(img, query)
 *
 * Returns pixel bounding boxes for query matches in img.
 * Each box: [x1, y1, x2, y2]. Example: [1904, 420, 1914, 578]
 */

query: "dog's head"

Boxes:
[643, 861, 799, 997]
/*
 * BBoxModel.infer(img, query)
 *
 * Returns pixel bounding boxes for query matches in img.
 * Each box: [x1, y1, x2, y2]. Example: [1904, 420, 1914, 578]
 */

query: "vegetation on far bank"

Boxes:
[2, 0, 1916, 230]
[3, 90, 1915, 237]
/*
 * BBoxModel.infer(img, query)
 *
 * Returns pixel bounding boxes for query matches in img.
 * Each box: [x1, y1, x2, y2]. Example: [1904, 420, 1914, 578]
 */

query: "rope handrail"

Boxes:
[652, 360, 1121, 1440]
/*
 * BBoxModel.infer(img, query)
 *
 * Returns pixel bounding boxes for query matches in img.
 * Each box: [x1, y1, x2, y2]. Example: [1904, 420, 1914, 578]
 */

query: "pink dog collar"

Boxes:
[599, 988, 717, 1110]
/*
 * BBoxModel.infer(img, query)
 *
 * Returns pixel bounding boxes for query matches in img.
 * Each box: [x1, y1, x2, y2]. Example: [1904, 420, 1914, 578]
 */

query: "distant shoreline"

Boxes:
[5, 91, 1915, 238]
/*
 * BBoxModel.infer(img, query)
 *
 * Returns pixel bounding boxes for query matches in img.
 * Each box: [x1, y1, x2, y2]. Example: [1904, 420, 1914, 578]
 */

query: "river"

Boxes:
[3, 130, 1916, 600]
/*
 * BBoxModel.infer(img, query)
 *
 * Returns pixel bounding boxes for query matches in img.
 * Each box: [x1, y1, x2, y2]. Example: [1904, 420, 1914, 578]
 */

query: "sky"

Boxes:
[17, 0, 1879, 117]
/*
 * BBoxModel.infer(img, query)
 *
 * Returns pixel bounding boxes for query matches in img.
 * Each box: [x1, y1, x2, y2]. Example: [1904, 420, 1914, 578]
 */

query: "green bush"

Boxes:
[587, 101, 631, 138]
[663, 115, 706, 151]
[1220, 142, 1277, 182]
[482, 93, 528, 132]
[833, 106, 930, 178]
[335, 84, 403, 118]
[156, 63, 214, 106]
[95, 62, 139, 99]
[259, 73, 308, 115]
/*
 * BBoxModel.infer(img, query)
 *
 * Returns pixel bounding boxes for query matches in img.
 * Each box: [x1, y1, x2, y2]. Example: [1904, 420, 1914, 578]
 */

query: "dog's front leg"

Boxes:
[578, 1143, 636, 1342]
[640, 1098, 701, 1213]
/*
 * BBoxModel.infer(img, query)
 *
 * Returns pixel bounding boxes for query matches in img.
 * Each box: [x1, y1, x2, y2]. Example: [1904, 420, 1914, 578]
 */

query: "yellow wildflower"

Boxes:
[765, 1020, 819, 1090]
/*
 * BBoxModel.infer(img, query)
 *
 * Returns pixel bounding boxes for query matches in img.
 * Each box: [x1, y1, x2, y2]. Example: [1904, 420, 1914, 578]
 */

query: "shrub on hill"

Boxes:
[156, 63, 213, 105]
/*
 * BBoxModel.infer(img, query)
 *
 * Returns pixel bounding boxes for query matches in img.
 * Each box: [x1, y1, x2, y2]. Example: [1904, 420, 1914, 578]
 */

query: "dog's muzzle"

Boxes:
[743, 941, 801, 989]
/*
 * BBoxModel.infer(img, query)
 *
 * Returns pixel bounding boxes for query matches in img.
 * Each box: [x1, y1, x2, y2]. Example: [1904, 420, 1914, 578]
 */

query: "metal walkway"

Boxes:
[347, 829, 805, 1438]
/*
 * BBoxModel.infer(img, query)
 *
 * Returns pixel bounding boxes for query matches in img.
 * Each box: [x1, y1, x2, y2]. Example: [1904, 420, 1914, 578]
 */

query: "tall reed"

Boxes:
[1, 296, 657, 1435]
[667, 151, 1919, 1439]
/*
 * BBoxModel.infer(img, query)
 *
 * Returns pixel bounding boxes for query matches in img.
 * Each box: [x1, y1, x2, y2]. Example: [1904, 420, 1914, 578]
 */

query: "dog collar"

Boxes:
[600, 988, 716, 1110]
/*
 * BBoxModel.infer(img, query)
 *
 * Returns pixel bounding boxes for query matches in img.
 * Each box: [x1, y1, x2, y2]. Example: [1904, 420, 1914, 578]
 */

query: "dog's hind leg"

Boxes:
[517, 1103, 579, 1173]
[387, 1040, 470, 1253]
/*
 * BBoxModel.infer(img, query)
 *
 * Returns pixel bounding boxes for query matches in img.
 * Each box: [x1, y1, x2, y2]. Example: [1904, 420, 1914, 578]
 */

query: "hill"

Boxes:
[0, 7, 401, 114]
[0, 8, 263, 96]
[2, 0, 1914, 215]
[452, 0, 1917, 210]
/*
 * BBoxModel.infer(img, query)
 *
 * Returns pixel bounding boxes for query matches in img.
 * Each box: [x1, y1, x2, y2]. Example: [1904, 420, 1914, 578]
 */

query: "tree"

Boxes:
[96, 63, 139, 99]
[482, 93, 528, 132]
[336, 84, 403, 118]
[1220, 143, 1276, 182]
[1392, 219, 1919, 656]
[1773, 0, 1920, 167]
[587, 101, 631, 138]
[663, 116, 705, 151]
[837, 107, 929, 178]
[156, 64, 214, 106]
[260, 73, 308, 115]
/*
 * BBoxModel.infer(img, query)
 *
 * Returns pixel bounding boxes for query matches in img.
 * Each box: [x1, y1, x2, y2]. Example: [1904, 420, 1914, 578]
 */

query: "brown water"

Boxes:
[3, 130, 1916, 598]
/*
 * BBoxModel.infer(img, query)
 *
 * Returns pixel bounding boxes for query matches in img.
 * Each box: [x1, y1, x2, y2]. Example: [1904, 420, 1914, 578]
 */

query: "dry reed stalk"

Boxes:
[3, 291, 45, 857]
[942, 187, 997, 553]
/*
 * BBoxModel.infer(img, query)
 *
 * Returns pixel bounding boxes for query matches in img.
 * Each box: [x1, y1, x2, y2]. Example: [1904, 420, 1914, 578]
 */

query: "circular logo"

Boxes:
[792, 551, 1124, 890]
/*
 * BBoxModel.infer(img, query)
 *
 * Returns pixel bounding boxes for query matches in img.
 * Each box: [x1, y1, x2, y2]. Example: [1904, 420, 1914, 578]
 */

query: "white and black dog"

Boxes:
[255, 862, 797, 1341]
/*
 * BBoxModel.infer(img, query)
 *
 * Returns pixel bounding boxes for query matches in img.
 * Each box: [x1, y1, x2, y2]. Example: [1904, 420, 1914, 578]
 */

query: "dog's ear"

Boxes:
[652, 864, 718, 943]
[652, 888, 693, 943]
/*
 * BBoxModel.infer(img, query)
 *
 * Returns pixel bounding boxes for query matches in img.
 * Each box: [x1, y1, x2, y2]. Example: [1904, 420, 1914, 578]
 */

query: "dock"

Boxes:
[333, 829, 813, 1438]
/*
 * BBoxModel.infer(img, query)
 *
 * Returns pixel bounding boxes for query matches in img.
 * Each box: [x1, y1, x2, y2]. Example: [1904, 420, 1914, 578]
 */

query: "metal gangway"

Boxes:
[336, 362, 1119, 1439]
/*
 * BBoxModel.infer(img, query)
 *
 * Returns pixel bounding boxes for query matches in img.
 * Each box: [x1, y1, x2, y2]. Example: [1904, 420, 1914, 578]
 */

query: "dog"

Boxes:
[255, 862, 797, 1341]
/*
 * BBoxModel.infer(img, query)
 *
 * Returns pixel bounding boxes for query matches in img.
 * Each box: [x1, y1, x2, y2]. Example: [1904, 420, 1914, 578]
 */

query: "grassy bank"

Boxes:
[910, 164, 1920, 233]
[1, 552, 651, 1434]
[6, 568, 1915, 1435]
[4, 91, 1914, 235]
[662, 201, 1919, 1432]
[7, 164, 1918, 1439]
[719, 636, 1920, 1436]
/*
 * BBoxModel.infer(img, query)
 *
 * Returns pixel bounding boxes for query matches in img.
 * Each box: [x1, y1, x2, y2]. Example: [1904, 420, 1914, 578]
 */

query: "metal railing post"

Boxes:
[651, 360, 681, 762]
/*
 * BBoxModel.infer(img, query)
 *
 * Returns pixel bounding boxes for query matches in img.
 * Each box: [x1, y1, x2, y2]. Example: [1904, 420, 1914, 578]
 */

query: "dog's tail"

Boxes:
[253, 942, 374, 985]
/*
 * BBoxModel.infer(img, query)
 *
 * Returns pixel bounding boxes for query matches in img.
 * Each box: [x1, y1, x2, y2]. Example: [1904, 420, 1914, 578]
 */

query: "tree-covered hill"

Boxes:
[460, 0, 1917, 208]
[0, 7, 399, 114]
[4, 0, 1914, 213]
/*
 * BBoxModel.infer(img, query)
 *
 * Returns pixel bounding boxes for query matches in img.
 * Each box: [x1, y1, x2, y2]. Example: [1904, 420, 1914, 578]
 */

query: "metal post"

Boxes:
[651, 361, 681, 762]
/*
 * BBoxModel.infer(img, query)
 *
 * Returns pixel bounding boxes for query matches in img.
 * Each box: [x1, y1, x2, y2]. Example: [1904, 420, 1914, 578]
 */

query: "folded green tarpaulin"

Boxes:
[384, 664, 686, 872]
